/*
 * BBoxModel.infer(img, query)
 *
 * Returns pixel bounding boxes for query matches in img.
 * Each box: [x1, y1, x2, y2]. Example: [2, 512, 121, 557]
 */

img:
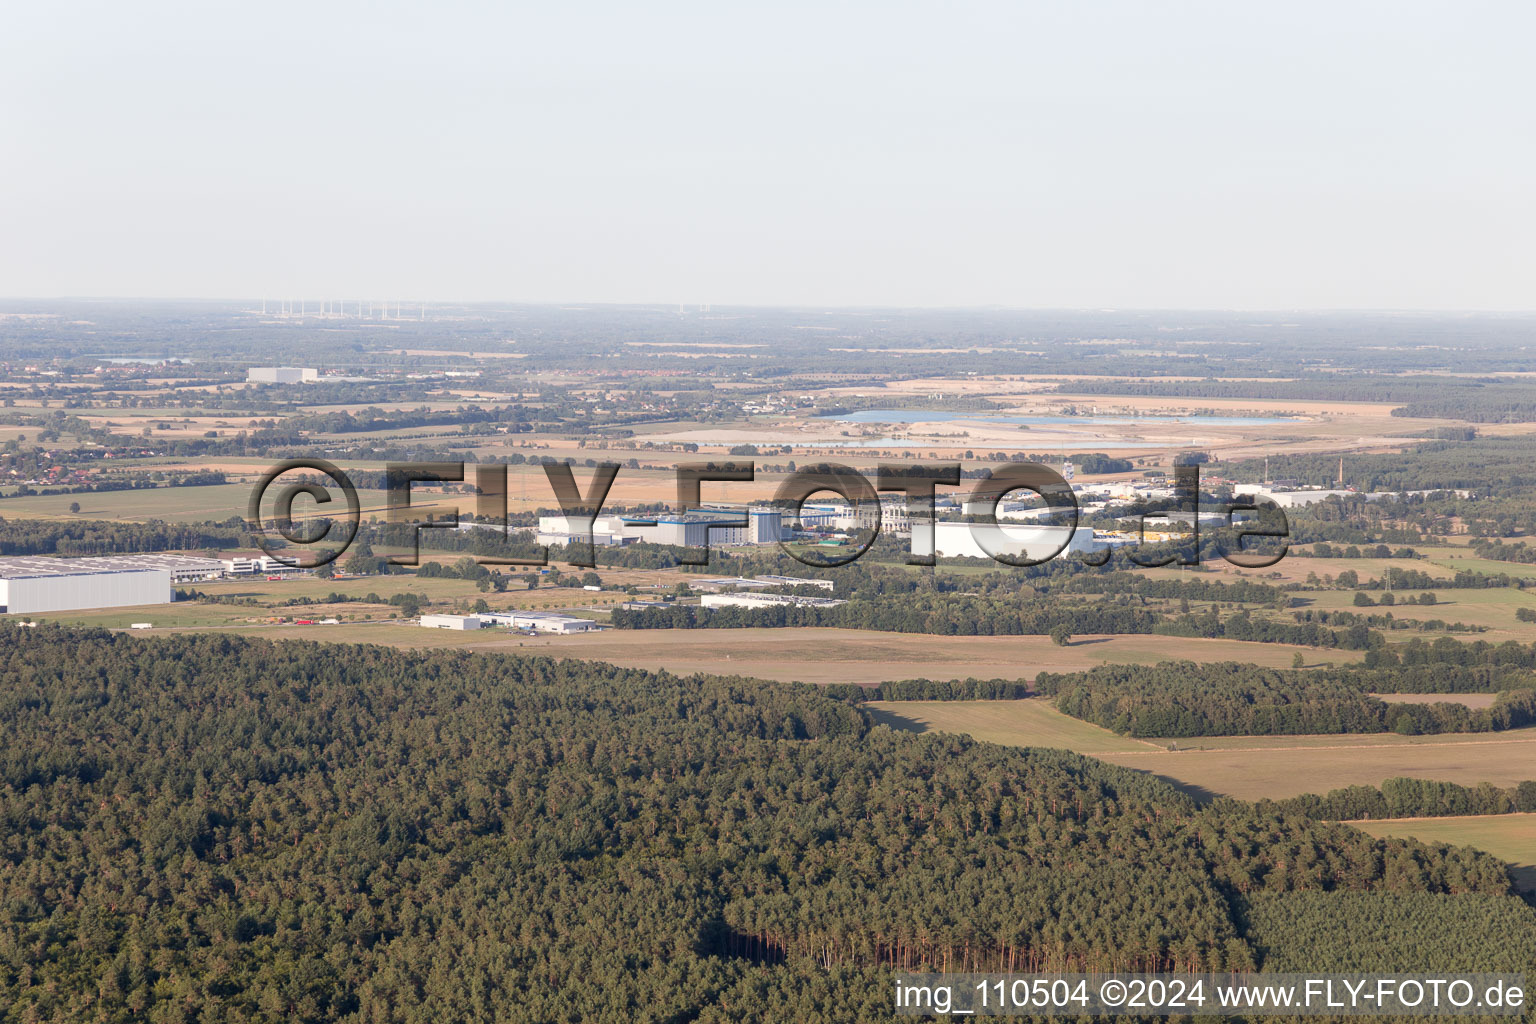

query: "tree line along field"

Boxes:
[1294, 586, 1536, 634]
[865, 699, 1159, 754]
[1348, 815, 1536, 894]
[1097, 732, 1536, 802]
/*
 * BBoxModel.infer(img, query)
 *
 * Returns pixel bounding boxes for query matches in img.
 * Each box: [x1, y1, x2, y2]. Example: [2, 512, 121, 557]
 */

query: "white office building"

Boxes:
[222, 555, 303, 575]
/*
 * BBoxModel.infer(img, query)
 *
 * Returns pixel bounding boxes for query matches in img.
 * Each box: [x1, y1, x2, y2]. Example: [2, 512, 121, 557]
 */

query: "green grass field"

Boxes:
[1096, 731, 1536, 801]
[1348, 814, 1536, 894]
[865, 699, 1157, 753]
[0, 484, 258, 522]
[0, 480, 475, 524]
[1221, 555, 1457, 586]
[0, 484, 458, 524]
[1295, 586, 1536, 633]
[1418, 549, 1536, 580]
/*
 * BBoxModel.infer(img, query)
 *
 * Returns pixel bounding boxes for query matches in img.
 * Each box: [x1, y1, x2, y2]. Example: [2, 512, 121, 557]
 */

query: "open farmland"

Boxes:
[866, 699, 1158, 753]
[1295, 586, 1536, 634]
[1418, 552, 1536, 580]
[168, 627, 1366, 685]
[0, 483, 265, 522]
[1189, 554, 1459, 586]
[873, 698, 1536, 801]
[0, 483, 446, 524]
[1097, 732, 1536, 800]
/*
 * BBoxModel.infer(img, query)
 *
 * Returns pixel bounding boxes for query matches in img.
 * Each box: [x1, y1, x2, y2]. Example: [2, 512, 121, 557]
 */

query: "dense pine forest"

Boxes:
[1035, 662, 1536, 738]
[0, 627, 1532, 1022]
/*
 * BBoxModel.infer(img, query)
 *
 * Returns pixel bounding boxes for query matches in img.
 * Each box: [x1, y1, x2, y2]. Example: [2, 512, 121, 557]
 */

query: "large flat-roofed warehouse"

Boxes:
[247, 366, 318, 383]
[699, 593, 847, 611]
[419, 614, 483, 630]
[101, 553, 227, 584]
[477, 611, 598, 633]
[0, 556, 182, 614]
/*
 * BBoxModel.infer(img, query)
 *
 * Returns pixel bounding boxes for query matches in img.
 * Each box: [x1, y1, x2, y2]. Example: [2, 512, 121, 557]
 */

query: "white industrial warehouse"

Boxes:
[0, 554, 224, 615]
[699, 593, 846, 611]
[246, 366, 318, 383]
[478, 611, 598, 633]
[537, 507, 786, 549]
[421, 611, 599, 633]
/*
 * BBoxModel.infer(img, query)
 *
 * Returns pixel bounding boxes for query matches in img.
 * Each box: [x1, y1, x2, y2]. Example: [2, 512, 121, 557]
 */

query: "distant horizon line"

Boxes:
[2, 297, 1535, 317]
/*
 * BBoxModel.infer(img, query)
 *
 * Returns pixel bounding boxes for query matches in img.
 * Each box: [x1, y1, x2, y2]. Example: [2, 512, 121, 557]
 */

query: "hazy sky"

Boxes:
[2, 1, 1532, 308]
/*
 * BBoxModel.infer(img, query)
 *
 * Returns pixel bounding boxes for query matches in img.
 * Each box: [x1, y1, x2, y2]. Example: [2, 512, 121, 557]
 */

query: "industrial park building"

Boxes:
[416, 611, 598, 634]
[115, 553, 226, 584]
[753, 574, 834, 591]
[536, 515, 634, 548]
[222, 555, 304, 575]
[474, 611, 598, 633]
[247, 366, 318, 384]
[0, 557, 178, 614]
[621, 508, 784, 547]
[538, 508, 785, 549]
[699, 593, 847, 611]
[691, 574, 835, 593]
[420, 614, 483, 630]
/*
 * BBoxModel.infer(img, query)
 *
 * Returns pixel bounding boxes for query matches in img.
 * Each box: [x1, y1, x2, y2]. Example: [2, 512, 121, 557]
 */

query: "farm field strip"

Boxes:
[1296, 586, 1536, 632]
[1347, 814, 1536, 894]
[177, 628, 1363, 685]
[865, 699, 1160, 754]
[871, 698, 1536, 801]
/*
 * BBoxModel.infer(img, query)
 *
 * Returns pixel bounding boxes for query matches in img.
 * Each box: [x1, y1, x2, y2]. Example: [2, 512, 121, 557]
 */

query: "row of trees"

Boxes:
[1364, 635, 1536, 670]
[1262, 776, 1536, 821]
[0, 517, 247, 555]
[821, 677, 1032, 702]
[1035, 661, 1536, 738]
[614, 596, 1377, 649]
[612, 593, 1165, 636]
